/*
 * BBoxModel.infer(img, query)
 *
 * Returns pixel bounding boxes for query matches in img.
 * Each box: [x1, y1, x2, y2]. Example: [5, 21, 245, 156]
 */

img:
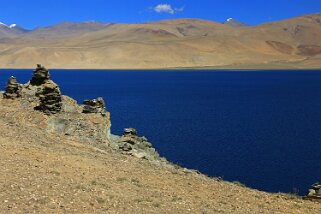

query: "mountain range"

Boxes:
[0, 13, 321, 69]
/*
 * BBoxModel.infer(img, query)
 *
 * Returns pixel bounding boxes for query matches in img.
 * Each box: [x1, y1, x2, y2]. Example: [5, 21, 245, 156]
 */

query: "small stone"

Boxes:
[124, 128, 137, 136]
[307, 189, 316, 197]
[118, 142, 132, 151]
[311, 183, 321, 190]
[132, 152, 147, 159]
[305, 182, 321, 200]
[3, 76, 21, 99]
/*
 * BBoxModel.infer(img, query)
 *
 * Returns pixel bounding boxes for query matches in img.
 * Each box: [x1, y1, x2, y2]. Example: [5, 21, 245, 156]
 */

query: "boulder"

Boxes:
[305, 183, 321, 201]
[311, 183, 321, 190]
[30, 64, 50, 86]
[3, 76, 21, 99]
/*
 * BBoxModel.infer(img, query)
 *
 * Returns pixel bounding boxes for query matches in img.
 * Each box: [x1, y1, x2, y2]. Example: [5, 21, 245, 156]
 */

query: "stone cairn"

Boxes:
[30, 64, 50, 86]
[124, 128, 137, 136]
[35, 82, 62, 115]
[32, 64, 62, 115]
[3, 76, 21, 99]
[305, 183, 321, 201]
[82, 97, 106, 116]
[118, 128, 151, 151]
[116, 128, 159, 160]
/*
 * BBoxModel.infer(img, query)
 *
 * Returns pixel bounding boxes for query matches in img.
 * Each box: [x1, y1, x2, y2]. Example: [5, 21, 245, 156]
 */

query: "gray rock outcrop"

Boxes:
[3, 76, 21, 99]
[2, 64, 111, 144]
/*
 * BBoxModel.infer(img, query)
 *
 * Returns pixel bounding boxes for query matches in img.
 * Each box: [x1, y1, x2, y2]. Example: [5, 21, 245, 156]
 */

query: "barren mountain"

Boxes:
[0, 13, 320, 69]
[0, 23, 28, 39]
[223, 18, 248, 27]
[28, 21, 112, 38]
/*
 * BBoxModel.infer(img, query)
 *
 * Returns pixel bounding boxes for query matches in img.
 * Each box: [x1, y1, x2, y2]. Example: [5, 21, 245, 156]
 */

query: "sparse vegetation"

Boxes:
[91, 180, 98, 185]
[152, 202, 160, 208]
[49, 170, 60, 176]
[36, 197, 50, 205]
[96, 197, 106, 204]
[131, 178, 143, 187]
[233, 181, 247, 187]
[172, 162, 183, 169]
[116, 177, 127, 182]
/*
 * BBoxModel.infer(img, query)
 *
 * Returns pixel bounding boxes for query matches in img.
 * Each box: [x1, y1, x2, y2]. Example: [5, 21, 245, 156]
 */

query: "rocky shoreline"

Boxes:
[1, 64, 169, 163]
[1, 65, 320, 203]
[1, 65, 321, 213]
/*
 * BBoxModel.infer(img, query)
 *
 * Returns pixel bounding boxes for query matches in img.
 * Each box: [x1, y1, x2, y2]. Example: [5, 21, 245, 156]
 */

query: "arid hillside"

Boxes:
[1, 67, 321, 213]
[0, 13, 320, 69]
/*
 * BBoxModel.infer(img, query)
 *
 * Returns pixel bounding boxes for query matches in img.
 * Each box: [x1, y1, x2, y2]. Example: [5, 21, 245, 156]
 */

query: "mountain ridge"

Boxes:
[0, 13, 320, 69]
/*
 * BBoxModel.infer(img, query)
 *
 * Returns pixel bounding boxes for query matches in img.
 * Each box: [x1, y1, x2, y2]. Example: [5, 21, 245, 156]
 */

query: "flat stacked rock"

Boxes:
[124, 128, 137, 136]
[116, 128, 160, 160]
[305, 183, 321, 201]
[34, 81, 62, 115]
[82, 97, 106, 116]
[30, 64, 50, 86]
[3, 76, 21, 99]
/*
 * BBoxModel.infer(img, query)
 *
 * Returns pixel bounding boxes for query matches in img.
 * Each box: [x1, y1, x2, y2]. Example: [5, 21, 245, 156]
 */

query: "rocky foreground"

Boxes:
[0, 66, 321, 213]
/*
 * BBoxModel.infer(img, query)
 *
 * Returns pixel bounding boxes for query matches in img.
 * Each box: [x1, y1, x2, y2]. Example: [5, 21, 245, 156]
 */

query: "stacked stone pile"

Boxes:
[116, 128, 160, 160]
[82, 97, 106, 116]
[35, 81, 62, 115]
[30, 64, 50, 86]
[124, 128, 137, 136]
[1, 64, 111, 144]
[3, 76, 21, 99]
[305, 183, 321, 201]
[26, 64, 63, 115]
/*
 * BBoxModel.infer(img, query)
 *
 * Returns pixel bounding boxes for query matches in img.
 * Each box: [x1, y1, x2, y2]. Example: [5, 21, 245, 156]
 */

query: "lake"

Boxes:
[1, 69, 321, 195]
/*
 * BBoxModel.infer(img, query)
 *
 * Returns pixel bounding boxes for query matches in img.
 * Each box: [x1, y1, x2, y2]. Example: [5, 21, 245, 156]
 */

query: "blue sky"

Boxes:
[0, 0, 320, 29]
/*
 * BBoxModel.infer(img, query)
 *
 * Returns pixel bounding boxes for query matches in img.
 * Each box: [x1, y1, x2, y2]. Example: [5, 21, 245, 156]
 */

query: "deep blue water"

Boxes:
[1, 69, 321, 195]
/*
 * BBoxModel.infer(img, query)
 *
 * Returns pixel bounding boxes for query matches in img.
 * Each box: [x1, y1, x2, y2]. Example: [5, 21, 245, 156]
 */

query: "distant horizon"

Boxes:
[0, 0, 320, 30]
[1, 11, 320, 31]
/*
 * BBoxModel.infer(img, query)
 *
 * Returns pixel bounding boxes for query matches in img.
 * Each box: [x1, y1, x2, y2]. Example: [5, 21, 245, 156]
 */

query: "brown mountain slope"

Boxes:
[0, 13, 320, 69]
[27, 21, 112, 39]
[0, 25, 28, 39]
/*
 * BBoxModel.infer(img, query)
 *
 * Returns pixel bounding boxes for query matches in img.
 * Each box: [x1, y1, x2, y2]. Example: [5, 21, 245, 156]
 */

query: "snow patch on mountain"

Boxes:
[0, 22, 7, 27]
[0, 22, 18, 29]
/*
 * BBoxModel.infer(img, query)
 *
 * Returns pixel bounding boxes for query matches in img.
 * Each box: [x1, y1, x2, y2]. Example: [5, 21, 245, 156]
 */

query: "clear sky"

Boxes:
[0, 0, 321, 29]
